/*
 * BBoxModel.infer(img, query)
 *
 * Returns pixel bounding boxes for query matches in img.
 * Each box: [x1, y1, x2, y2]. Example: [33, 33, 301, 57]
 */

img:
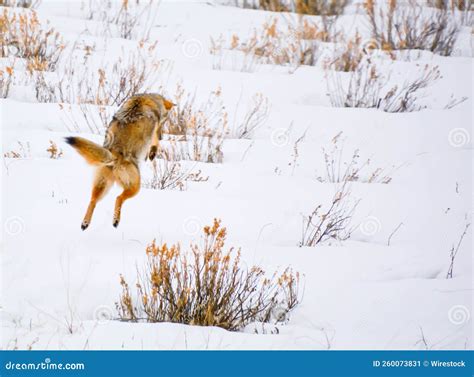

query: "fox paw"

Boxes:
[148, 146, 157, 161]
[81, 222, 89, 231]
[113, 219, 120, 228]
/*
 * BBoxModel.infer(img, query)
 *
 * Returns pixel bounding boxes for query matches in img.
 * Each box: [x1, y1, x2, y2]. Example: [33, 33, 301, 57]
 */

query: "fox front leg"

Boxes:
[148, 145, 158, 161]
[148, 122, 162, 161]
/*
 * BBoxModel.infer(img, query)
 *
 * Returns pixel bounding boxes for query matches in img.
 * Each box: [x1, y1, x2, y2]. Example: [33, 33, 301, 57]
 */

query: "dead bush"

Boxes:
[210, 38, 258, 73]
[326, 58, 442, 112]
[232, 0, 348, 16]
[34, 43, 162, 133]
[316, 132, 396, 184]
[364, 0, 460, 56]
[0, 9, 66, 70]
[142, 159, 209, 191]
[211, 17, 330, 68]
[427, 0, 471, 11]
[117, 219, 302, 330]
[157, 85, 228, 163]
[158, 133, 225, 164]
[324, 32, 367, 72]
[0, 0, 40, 8]
[164, 85, 227, 136]
[230, 0, 346, 41]
[293, 0, 348, 16]
[46, 140, 63, 159]
[446, 222, 471, 279]
[427, 0, 473, 27]
[232, 92, 270, 139]
[39, 42, 161, 106]
[300, 180, 359, 246]
[0, 66, 14, 98]
[60, 103, 113, 135]
[83, 0, 160, 41]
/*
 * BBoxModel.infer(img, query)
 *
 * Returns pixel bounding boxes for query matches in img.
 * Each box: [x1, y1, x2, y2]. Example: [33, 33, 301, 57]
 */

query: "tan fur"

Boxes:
[65, 93, 174, 230]
[65, 137, 113, 165]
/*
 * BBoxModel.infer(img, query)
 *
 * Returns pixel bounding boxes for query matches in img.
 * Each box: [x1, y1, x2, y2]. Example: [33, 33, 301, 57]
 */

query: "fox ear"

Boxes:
[163, 99, 175, 111]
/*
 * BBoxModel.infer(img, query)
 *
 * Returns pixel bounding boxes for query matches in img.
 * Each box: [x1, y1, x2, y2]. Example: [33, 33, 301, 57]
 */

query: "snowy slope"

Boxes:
[1, 0, 472, 350]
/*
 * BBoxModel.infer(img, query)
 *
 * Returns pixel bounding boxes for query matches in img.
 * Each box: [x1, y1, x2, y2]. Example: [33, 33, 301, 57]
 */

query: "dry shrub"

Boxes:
[232, 0, 347, 41]
[60, 103, 113, 135]
[316, 132, 396, 184]
[142, 159, 209, 191]
[326, 58, 442, 112]
[35, 43, 162, 134]
[0, 0, 40, 8]
[210, 39, 258, 73]
[117, 219, 302, 330]
[158, 86, 228, 163]
[234, 0, 348, 16]
[0, 9, 66, 71]
[364, 0, 460, 56]
[46, 140, 63, 159]
[427, 0, 472, 12]
[158, 133, 226, 164]
[164, 85, 227, 136]
[255, 0, 290, 12]
[36, 42, 161, 105]
[293, 0, 348, 16]
[0, 65, 14, 98]
[427, 0, 473, 27]
[211, 17, 331, 68]
[83, 0, 160, 41]
[446, 222, 471, 279]
[158, 87, 269, 162]
[300, 180, 359, 246]
[233, 92, 270, 139]
[324, 32, 367, 72]
[294, 0, 347, 39]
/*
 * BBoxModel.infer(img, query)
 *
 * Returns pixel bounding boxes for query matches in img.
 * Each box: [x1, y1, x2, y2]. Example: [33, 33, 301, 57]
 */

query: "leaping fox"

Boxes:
[65, 93, 174, 230]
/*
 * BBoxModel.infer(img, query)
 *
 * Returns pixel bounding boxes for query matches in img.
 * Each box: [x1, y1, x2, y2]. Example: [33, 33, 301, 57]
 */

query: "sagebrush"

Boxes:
[0, 9, 65, 71]
[364, 0, 460, 56]
[326, 58, 442, 112]
[301, 180, 359, 246]
[117, 219, 302, 330]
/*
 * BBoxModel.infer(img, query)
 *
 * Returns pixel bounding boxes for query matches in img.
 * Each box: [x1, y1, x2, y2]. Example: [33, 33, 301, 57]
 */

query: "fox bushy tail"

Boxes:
[65, 137, 113, 165]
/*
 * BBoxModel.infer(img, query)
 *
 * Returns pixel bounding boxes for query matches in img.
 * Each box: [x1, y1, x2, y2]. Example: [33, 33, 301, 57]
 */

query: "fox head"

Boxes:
[144, 94, 175, 125]
[159, 96, 175, 123]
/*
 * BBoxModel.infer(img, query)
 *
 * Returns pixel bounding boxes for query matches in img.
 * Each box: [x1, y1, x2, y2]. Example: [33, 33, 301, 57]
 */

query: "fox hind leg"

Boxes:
[82, 166, 114, 230]
[112, 162, 140, 228]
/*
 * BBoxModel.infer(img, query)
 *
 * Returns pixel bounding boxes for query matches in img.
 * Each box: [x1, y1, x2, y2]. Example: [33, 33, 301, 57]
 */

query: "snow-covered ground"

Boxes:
[1, 0, 472, 350]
